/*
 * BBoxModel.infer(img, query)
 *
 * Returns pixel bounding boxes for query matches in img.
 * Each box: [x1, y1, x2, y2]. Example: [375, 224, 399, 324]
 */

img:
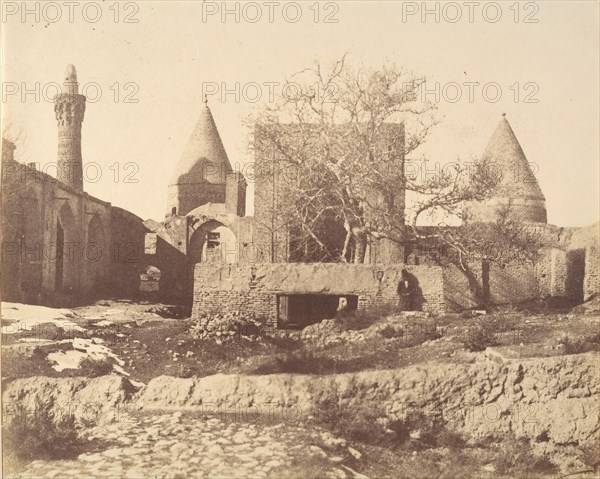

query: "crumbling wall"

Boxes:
[443, 260, 541, 310]
[488, 263, 539, 304]
[110, 207, 146, 298]
[133, 352, 600, 448]
[567, 223, 599, 302]
[1, 152, 113, 305]
[193, 263, 445, 326]
[584, 244, 599, 301]
[537, 248, 567, 298]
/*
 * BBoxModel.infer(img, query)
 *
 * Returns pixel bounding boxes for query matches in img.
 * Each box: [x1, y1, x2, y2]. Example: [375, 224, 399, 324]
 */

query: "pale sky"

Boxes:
[2, 1, 599, 227]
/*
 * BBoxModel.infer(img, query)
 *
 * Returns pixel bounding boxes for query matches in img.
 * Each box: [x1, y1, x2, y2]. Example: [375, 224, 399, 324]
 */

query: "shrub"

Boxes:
[558, 333, 600, 355]
[462, 326, 498, 352]
[379, 325, 404, 339]
[314, 402, 465, 451]
[316, 403, 391, 446]
[493, 437, 556, 475]
[461, 318, 503, 351]
[4, 398, 87, 472]
[78, 356, 114, 377]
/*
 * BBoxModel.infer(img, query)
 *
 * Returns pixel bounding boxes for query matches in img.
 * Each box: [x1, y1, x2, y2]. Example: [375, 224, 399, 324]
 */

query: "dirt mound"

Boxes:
[571, 296, 600, 315]
[2, 375, 138, 425]
[133, 352, 599, 449]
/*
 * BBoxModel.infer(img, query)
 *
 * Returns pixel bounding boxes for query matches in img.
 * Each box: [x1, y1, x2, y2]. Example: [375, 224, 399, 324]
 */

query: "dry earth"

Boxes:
[2, 298, 600, 478]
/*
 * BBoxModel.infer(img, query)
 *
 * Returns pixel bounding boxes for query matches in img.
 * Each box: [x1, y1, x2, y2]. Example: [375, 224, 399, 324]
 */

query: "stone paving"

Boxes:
[18, 412, 366, 479]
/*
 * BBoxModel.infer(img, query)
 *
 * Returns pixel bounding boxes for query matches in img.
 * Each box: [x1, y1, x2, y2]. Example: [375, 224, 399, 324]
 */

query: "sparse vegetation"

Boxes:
[314, 402, 465, 452]
[78, 357, 114, 377]
[460, 315, 520, 351]
[492, 436, 557, 475]
[558, 333, 600, 355]
[462, 325, 498, 351]
[379, 324, 404, 339]
[253, 349, 337, 375]
[3, 398, 89, 473]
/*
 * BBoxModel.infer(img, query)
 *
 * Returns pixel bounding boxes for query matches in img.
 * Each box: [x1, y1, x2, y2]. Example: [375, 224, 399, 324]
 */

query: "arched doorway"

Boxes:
[185, 219, 237, 309]
[55, 203, 78, 293]
[86, 215, 105, 292]
[188, 220, 237, 265]
[140, 265, 161, 295]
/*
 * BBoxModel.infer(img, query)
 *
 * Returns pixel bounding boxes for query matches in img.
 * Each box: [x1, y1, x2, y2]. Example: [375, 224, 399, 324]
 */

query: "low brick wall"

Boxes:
[193, 263, 446, 326]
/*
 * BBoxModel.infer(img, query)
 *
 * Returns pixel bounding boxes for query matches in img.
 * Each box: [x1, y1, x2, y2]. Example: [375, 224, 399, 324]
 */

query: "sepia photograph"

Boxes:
[1, 1, 599, 478]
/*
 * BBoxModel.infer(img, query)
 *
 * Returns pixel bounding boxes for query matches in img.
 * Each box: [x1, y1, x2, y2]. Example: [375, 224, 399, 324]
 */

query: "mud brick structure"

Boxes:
[1, 66, 156, 305]
[2, 64, 598, 317]
[1, 66, 113, 305]
[193, 263, 445, 327]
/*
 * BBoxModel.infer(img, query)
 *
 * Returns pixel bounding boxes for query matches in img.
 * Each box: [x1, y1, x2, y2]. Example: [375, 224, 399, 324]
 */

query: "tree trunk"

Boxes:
[353, 233, 367, 264]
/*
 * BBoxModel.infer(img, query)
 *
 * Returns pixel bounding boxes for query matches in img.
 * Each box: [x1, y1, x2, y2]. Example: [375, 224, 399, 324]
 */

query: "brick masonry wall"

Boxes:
[193, 263, 445, 326]
[584, 244, 599, 301]
[443, 261, 541, 311]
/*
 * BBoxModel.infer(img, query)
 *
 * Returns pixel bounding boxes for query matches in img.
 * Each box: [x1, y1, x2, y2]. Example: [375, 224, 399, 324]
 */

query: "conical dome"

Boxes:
[482, 115, 545, 201]
[170, 104, 232, 185]
[167, 103, 233, 216]
[468, 114, 547, 223]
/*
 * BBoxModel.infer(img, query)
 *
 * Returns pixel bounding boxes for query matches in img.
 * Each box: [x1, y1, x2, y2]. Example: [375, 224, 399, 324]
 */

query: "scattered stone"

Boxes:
[348, 447, 362, 460]
[309, 445, 328, 458]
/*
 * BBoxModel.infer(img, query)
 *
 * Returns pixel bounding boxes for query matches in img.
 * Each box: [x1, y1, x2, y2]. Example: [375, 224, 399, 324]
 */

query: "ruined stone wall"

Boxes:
[488, 263, 539, 303]
[584, 244, 599, 301]
[567, 223, 599, 301]
[193, 263, 445, 326]
[536, 248, 567, 298]
[110, 207, 147, 298]
[1, 156, 112, 305]
[423, 222, 599, 310]
[443, 261, 541, 311]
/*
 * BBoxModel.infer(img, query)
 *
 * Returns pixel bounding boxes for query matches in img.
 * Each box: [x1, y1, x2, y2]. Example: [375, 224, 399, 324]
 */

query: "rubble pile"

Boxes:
[189, 312, 266, 342]
[299, 312, 433, 347]
[299, 319, 366, 347]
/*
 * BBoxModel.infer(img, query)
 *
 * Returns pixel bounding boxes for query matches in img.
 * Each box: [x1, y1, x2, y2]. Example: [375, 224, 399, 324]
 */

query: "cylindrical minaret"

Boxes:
[54, 64, 86, 190]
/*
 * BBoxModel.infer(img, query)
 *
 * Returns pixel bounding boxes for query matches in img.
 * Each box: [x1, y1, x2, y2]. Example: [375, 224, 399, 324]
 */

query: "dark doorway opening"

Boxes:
[277, 294, 358, 329]
[55, 220, 64, 291]
[566, 249, 585, 303]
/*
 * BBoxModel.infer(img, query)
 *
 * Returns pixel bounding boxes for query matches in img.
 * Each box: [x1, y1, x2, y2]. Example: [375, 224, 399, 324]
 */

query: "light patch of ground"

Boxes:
[1, 302, 83, 335]
[47, 338, 128, 375]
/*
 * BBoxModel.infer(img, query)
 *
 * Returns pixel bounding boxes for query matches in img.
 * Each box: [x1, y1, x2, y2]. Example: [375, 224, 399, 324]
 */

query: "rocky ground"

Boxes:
[14, 412, 363, 479]
[2, 298, 600, 478]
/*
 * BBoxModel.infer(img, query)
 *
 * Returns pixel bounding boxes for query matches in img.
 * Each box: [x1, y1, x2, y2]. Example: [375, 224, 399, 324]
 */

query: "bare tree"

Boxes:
[250, 55, 511, 264]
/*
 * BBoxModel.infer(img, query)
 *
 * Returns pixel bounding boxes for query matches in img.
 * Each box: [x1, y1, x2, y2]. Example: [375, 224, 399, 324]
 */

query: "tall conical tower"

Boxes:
[54, 64, 86, 190]
[166, 99, 232, 216]
[467, 114, 547, 223]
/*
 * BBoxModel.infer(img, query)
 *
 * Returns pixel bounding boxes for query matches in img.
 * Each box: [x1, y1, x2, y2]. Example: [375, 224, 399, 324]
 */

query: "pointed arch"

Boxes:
[56, 203, 78, 292]
[188, 219, 237, 264]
